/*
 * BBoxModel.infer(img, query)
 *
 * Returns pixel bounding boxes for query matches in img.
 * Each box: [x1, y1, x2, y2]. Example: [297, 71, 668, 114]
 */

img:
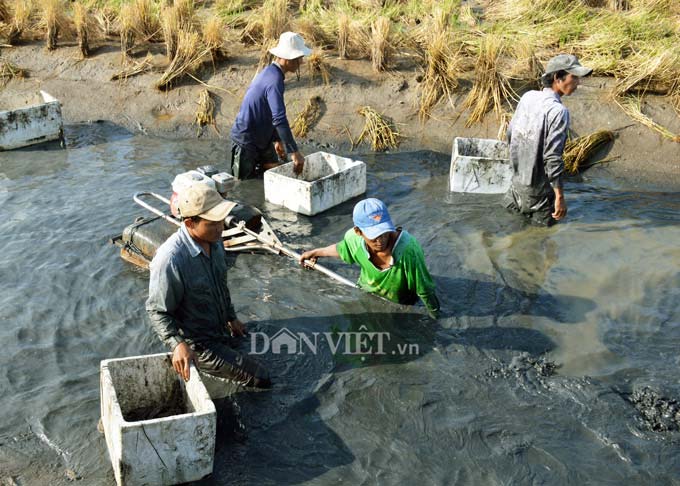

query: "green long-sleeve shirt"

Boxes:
[336, 229, 440, 318]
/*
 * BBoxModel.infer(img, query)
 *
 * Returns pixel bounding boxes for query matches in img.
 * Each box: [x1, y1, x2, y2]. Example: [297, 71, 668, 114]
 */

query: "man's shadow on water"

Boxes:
[196, 309, 557, 485]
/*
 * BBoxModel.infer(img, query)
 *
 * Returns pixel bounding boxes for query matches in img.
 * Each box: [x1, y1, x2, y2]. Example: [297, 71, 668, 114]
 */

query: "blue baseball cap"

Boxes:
[352, 198, 396, 240]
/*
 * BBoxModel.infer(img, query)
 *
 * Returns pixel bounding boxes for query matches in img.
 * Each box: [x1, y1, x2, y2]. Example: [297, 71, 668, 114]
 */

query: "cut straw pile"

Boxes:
[291, 95, 321, 138]
[615, 96, 680, 142]
[155, 30, 211, 90]
[563, 130, 615, 174]
[194, 89, 217, 131]
[307, 51, 330, 85]
[111, 53, 154, 81]
[418, 32, 461, 121]
[0, 60, 26, 84]
[356, 105, 400, 152]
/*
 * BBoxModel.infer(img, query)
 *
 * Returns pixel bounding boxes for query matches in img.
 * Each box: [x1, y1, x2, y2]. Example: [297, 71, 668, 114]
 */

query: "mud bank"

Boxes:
[1, 40, 679, 191]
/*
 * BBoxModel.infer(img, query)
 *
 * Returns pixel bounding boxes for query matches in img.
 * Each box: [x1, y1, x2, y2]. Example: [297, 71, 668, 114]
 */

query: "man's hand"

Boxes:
[552, 187, 567, 220]
[291, 151, 305, 175]
[227, 319, 247, 337]
[172, 342, 197, 382]
[299, 250, 318, 267]
[274, 141, 286, 161]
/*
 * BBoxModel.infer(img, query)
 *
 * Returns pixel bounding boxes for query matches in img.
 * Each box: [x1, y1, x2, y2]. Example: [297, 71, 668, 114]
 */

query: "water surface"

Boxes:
[1, 123, 679, 485]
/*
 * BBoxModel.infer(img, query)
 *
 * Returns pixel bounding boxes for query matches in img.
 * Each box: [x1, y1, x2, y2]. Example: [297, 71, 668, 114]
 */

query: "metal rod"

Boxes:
[133, 192, 356, 289]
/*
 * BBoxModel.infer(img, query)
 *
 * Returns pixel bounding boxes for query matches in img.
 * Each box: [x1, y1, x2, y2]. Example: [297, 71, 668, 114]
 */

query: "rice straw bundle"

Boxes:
[262, 0, 288, 42]
[418, 33, 461, 122]
[615, 96, 680, 142]
[194, 88, 216, 130]
[463, 34, 518, 127]
[161, 6, 180, 60]
[291, 95, 321, 137]
[356, 105, 400, 152]
[307, 50, 330, 85]
[202, 17, 227, 62]
[337, 11, 349, 59]
[0, 60, 26, 85]
[7, 0, 32, 44]
[155, 30, 210, 90]
[110, 52, 153, 80]
[256, 38, 276, 72]
[497, 111, 513, 141]
[38, 0, 67, 50]
[119, 3, 136, 57]
[132, 0, 161, 42]
[563, 130, 615, 174]
[73, 1, 91, 57]
[93, 6, 116, 37]
[370, 16, 391, 73]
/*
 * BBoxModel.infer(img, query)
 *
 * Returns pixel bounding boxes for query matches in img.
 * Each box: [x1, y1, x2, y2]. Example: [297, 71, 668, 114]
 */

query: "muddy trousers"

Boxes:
[503, 184, 557, 227]
[191, 339, 271, 389]
[230, 142, 278, 180]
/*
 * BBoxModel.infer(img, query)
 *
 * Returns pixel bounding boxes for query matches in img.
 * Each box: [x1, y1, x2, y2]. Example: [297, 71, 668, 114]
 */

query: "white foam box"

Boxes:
[0, 91, 63, 150]
[449, 137, 512, 194]
[100, 353, 216, 486]
[264, 152, 366, 216]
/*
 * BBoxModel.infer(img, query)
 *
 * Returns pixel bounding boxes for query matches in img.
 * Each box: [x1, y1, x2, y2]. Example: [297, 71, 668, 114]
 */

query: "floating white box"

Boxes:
[450, 137, 512, 194]
[264, 152, 366, 216]
[100, 353, 216, 486]
[0, 91, 63, 150]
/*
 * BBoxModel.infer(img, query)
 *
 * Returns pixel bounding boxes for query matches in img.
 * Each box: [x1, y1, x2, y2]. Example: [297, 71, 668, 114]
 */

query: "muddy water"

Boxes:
[1, 123, 679, 485]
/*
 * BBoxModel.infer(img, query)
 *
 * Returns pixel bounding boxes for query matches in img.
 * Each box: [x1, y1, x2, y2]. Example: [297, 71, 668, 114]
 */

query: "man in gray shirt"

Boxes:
[504, 54, 592, 226]
[146, 183, 270, 388]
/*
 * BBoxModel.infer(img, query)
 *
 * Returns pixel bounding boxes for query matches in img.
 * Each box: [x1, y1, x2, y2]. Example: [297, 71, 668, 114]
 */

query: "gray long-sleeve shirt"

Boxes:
[507, 88, 569, 193]
[146, 225, 237, 350]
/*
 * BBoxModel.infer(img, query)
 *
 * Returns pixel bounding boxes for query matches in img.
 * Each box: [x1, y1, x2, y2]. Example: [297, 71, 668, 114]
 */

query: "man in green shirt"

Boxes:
[299, 198, 440, 318]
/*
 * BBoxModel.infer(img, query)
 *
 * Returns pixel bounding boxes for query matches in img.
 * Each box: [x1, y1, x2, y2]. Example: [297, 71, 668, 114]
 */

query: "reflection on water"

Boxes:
[1, 126, 679, 484]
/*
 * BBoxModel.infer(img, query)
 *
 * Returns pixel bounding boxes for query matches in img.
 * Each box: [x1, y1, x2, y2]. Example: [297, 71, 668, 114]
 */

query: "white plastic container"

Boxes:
[0, 91, 63, 150]
[264, 152, 366, 216]
[449, 137, 512, 194]
[100, 353, 216, 486]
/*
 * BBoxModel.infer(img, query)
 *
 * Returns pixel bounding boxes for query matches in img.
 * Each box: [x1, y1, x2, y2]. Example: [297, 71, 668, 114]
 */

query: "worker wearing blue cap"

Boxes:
[299, 198, 440, 318]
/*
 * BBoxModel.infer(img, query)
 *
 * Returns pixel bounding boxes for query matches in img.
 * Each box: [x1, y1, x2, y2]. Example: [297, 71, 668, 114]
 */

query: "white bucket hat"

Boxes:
[269, 32, 312, 60]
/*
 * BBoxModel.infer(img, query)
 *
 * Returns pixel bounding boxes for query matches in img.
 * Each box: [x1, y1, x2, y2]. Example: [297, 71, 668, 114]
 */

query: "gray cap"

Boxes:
[542, 54, 592, 80]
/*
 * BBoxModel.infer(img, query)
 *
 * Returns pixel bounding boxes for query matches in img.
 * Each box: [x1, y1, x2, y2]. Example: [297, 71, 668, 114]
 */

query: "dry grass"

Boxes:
[132, 0, 161, 42]
[161, 6, 180, 60]
[613, 49, 680, 97]
[563, 130, 615, 174]
[110, 52, 154, 80]
[7, 0, 33, 45]
[418, 32, 461, 122]
[615, 95, 680, 142]
[0, 0, 10, 22]
[307, 50, 330, 85]
[92, 6, 116, 37]
[202, 16, 227, 62]
[459, 4, 477, 27]
[119, 3, 136, 57]
[73, 2, 91, 57]
[0, 59, 26, 85]
[463, 34, 518, 127]
[194, 88, 216, 129]
[291, 95, 321, 137]
[497, 111, 513, 141]
[337, 11, 349, 59]
[369, 16, 391, 73]
[37, 0, 68, 50]
[155, 29, 210, 90]
[356, 105, 400, 152]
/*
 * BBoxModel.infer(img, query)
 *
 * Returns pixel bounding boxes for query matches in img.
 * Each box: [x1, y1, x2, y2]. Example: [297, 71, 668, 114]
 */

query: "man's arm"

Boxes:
[409, 243, 440, 319]
[146, 256, 197, 381]
[266, 81, 304, 174]
[544, 108, 570, 220]
[299, 244, 340, 266]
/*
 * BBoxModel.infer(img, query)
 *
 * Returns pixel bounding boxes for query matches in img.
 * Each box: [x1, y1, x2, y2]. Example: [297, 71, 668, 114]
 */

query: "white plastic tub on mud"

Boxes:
[264, 152, 366, 216]
[0, 91, 63, 150]
[449, 137, 512, 194]
[100, 353, 216, 486]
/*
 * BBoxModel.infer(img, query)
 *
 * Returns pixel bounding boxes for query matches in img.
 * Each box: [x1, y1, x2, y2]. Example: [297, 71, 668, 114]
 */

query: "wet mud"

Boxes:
[628, 387, 680, 433]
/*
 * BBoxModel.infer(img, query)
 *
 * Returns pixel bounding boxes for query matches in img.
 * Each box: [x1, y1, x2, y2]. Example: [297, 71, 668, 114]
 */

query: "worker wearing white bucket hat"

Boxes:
[230, 32, 312, 180]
